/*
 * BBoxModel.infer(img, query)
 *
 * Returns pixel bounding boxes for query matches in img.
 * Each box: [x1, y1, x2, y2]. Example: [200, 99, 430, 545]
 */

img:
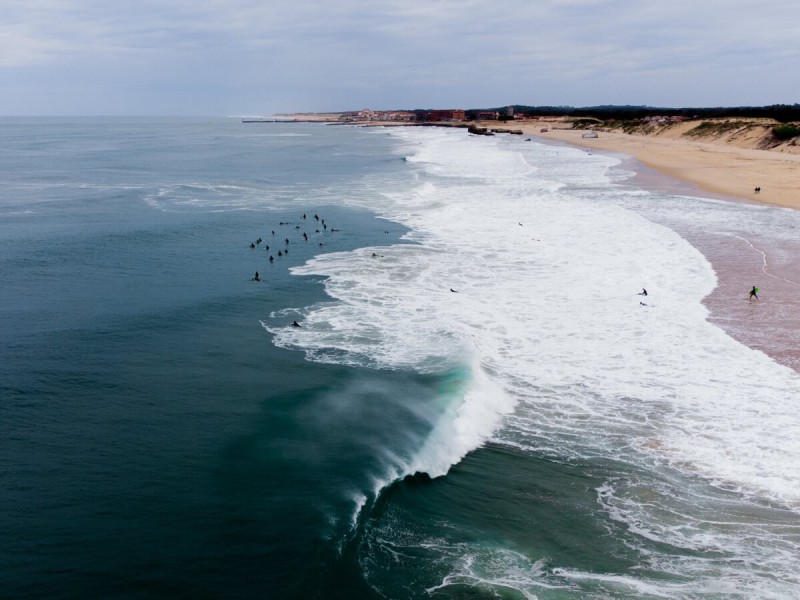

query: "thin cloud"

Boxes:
[1, 0, 798, 114]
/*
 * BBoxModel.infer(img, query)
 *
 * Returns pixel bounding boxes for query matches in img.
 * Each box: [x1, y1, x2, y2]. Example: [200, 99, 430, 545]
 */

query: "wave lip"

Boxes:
[408, 354, 514, 478]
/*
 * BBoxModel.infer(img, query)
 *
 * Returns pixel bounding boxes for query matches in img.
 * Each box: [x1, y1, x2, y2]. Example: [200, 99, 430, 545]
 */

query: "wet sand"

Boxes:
[609, 156, 800, 373]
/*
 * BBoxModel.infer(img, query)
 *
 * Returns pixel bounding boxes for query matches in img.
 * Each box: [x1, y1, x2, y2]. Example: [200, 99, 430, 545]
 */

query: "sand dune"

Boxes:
[514, 118, 800, 209]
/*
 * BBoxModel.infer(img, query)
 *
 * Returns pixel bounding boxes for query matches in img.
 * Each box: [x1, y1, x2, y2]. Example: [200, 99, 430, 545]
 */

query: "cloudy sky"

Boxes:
[2, 0, 799, 115]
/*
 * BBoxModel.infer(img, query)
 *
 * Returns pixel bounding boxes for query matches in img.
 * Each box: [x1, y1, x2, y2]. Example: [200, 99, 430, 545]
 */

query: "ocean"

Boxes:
[2, 117, 799, 599]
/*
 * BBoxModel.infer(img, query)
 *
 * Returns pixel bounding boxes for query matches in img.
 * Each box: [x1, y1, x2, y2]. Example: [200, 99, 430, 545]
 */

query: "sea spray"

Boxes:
[409, 354, 515, 478]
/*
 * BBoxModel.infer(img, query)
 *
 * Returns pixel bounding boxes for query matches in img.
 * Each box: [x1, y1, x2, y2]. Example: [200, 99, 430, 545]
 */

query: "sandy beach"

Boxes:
[511, 119, 800, 209]
[346, 114, 800, 210]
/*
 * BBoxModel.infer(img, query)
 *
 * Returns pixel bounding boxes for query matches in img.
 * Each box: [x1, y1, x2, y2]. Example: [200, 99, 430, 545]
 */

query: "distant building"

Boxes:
[424, 109, 466, 122]
[477, 111, 500, 120]
[357, 109, 378, 121]
[383, 111, 416, 122]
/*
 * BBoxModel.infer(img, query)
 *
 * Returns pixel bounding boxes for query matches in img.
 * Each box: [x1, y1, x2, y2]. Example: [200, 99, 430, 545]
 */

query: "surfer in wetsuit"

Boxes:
[749, 285, 759, 300]
[253, 271, 261, 281]
[639, 288, 648, 296]
[291, 320, 301, 327]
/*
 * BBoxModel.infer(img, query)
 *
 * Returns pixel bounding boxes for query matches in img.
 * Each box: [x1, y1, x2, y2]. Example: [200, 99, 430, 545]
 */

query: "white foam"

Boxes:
[426, 550, 561, 599]
[270, 127, 800, 509]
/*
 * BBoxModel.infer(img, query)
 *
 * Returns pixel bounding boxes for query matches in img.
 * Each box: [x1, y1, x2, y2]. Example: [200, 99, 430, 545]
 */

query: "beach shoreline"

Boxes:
[335, 115, 800, 209]
[508, 120, 800, 373]
[512, 120, 800, 210]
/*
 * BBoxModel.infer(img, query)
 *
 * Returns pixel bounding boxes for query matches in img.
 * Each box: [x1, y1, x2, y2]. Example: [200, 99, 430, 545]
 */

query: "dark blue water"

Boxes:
[0, 118, 433, 598]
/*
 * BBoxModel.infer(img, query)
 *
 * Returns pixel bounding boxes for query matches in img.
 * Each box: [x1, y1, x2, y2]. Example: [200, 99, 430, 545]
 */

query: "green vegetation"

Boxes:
[618, 120, 644, 133]
[569, 118, 602, 129]
[685, 121, 743, 137]
[772, 125, 800, 141]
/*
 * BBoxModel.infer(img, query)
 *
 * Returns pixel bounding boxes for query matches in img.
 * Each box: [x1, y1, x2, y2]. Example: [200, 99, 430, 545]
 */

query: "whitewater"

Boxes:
[268, 126, 800, 597]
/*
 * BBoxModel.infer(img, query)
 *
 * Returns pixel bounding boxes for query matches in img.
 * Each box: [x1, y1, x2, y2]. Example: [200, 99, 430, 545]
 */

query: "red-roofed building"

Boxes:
[424, 109, 466, 122]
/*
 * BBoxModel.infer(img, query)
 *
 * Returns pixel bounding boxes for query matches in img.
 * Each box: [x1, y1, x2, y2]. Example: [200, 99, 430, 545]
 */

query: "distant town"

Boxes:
[279, 103, 800, 125]
[261, 104, 800, 151]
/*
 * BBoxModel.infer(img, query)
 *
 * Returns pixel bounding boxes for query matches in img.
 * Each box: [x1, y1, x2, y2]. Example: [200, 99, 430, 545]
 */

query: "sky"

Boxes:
[2, 0, 799, 115]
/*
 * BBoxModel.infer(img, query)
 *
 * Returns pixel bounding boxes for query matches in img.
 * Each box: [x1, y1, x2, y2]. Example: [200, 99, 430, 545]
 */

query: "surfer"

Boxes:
[252, 271, 261, 281]
[291, 320, 301, 327]
[749, 285, 759, 300]
[638, 288, 648, 296]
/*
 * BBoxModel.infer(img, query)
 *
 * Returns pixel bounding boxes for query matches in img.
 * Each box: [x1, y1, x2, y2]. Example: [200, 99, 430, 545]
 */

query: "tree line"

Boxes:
[456, 104, 800, 122]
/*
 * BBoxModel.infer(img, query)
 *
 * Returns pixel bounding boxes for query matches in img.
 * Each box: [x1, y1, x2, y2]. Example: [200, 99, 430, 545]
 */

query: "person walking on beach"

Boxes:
[749, 285, 759, 300]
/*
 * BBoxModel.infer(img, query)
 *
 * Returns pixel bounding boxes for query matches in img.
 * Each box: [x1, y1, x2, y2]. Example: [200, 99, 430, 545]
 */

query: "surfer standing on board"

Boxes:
[749, 285, 759, 300]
